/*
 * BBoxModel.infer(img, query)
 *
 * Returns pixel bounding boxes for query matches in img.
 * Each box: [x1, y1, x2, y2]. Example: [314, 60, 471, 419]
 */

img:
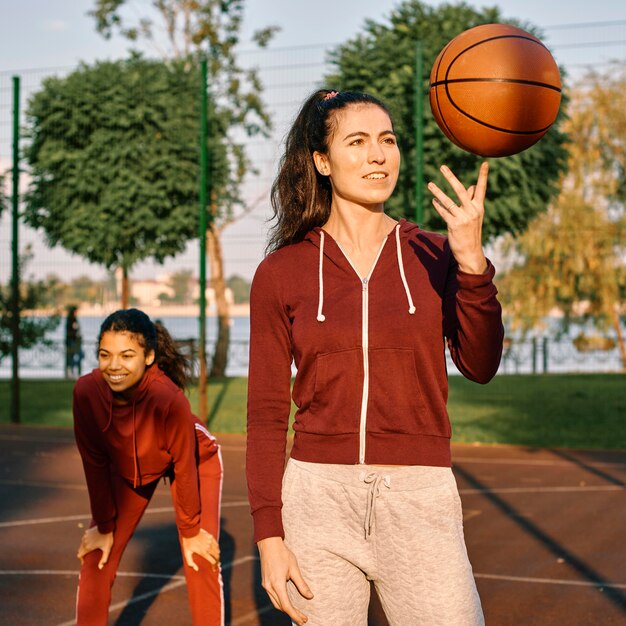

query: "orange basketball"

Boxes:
[429, 23, 562, 157]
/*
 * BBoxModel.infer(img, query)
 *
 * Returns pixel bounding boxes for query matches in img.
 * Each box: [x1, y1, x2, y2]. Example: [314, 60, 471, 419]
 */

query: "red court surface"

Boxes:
[0, 424, 625, 625]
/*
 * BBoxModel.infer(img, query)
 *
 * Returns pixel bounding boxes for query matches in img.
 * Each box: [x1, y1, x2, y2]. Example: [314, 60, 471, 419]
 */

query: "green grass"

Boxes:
[1, 374, 624, 449]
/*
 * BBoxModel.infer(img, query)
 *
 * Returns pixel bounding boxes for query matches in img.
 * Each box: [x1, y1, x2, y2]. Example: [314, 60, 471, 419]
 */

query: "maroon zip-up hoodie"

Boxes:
[246, 219, 504, 542]
[73, 365, 216, 538]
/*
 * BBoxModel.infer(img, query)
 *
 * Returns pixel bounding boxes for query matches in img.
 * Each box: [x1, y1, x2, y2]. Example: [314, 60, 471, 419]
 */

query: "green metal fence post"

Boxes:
[414, 41, 424, 225]
[10, 75, 21, 424]
[198, 59, 209, 423]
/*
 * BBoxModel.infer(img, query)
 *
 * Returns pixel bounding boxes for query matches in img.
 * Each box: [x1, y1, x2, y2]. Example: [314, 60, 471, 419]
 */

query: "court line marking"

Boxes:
[0, 501, 250, 529]
[454, 456, 626, 469]
[475, 572, 626, 590]
[460, 485, 625, 495]
[0, 556, 258, 626]
[3, 482, 625, 530]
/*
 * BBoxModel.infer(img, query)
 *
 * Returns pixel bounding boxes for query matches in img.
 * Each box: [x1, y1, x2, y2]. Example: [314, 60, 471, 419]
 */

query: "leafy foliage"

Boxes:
[325, 0, 569, 239]
[499, 64, 626, 366]
[24, 55, 222, 273]
[0, 249, 60, 362]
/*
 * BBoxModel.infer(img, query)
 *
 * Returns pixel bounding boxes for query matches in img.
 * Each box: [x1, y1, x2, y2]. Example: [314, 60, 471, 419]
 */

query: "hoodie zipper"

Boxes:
[334, 237, 387, 464]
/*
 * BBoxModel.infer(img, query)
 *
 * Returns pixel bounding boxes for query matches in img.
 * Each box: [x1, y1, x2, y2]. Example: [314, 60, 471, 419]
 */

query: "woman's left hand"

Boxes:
[427, 161, 489, 274]
[181, 528, 220, 572]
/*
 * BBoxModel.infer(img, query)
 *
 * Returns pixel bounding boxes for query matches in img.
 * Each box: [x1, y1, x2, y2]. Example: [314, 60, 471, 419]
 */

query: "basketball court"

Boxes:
[1, 424, 625, 625]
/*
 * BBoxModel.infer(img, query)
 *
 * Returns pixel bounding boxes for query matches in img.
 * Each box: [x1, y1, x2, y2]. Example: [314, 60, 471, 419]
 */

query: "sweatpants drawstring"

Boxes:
[360, 471, 391, 539]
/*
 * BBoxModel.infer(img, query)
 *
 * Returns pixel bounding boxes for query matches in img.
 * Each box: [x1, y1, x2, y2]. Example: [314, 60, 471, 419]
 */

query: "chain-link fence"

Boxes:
[1, 21, 625, 380]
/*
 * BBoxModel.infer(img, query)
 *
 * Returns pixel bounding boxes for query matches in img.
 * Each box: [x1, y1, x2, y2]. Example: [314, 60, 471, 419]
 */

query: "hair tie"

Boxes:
[324, 90, 339, 101]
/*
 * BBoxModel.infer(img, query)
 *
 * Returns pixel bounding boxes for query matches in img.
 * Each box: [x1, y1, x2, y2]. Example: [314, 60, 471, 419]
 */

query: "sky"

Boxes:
[0, 0, 625, 283]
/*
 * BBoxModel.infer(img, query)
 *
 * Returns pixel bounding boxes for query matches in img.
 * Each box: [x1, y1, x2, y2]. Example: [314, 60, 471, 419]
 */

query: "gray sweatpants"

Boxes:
[282, 459, 484, 626]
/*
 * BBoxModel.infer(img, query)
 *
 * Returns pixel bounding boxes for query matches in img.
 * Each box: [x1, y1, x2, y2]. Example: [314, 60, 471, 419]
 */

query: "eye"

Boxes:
[382, 136, 397, 145]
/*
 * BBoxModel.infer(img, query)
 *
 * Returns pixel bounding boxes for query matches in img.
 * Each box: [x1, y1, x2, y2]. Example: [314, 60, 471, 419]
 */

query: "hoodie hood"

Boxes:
[304, 218, 418, 322]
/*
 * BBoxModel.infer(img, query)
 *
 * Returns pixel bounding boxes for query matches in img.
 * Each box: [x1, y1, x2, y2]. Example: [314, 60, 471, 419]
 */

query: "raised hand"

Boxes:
[427, 161, 489, 275]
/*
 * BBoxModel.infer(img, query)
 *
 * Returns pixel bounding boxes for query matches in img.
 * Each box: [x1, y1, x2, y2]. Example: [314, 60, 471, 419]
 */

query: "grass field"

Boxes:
[1, 374, 624, 449]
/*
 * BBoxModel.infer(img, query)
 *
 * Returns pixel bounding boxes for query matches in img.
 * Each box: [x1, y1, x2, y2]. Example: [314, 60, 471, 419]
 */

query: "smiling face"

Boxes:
[98, 331, 155, 399]
[313, 103, 400, 211]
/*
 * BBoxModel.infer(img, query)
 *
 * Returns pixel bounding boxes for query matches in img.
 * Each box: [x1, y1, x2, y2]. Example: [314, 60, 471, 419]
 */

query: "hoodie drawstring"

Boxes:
[317, 230, 326, 322]
[395, 225, 416, 315]
[360, 471, 391, 539]
[316, 224, 416, 321]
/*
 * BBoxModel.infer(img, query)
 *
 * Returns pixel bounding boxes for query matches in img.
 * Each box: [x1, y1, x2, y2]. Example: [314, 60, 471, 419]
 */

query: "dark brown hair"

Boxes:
[98, 308, 192, 389]
[267, 89, 393, 253]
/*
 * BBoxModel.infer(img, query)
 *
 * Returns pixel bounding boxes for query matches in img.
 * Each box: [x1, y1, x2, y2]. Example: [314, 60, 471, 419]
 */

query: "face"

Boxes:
[98, 331, 154, 398]
[314, 104, 400, 209]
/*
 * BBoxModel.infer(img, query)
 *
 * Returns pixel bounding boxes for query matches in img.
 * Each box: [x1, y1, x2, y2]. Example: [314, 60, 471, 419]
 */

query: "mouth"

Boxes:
[107, 373, 128, 383]
[363, 172, 387, 180]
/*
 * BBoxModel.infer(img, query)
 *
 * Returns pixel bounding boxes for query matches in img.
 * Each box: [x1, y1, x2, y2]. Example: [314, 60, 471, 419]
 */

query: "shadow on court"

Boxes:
[1, 425, 625, 625]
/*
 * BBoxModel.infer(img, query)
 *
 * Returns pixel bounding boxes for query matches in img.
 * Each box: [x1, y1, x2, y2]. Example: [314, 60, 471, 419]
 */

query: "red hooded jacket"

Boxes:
[73, 365, 217, 538]
[246, 219, 504, 542]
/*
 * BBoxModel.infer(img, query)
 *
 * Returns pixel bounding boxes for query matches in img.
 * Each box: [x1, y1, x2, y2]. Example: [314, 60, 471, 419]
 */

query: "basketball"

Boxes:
[429, 23, 562, 157]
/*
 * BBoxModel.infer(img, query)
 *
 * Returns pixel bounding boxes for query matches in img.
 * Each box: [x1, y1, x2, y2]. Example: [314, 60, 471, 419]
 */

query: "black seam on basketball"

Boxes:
[430, 77, 561, 93]
[432, 43, 461, 144]
[447, 35, 550, 72]
[438, 83, 553, 135]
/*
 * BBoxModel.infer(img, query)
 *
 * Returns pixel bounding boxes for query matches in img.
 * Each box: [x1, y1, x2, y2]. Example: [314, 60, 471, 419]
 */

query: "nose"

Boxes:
[367, 140, 385, 164]
[109, 355, 122, 370]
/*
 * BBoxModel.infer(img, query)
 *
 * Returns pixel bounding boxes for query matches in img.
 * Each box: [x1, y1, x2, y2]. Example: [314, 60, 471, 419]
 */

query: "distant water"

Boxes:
[0, 315, 251, 379]
[1, 315, 624, 378]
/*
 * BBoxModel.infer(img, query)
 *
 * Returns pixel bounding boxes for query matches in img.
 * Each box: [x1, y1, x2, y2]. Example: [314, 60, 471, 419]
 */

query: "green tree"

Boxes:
[24, 55, 212, 308]
[0, 250, 60, 363]
[325, 0, 569, 238]
[226, 274, 250, 304]
[68, 275, 106, 305]
[168, 269, 194, 304]
[89, 0, 275, 377]
[500, 65, 626, 368]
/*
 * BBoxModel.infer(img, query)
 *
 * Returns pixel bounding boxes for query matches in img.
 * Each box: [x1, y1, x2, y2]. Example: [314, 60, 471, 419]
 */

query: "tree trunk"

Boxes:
[120, 265, 130, 309]
[610, 304, 626, 371]
[207, 222, 230, 378]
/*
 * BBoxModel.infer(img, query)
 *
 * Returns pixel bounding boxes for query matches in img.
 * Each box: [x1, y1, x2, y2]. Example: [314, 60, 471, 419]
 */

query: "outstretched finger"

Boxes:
[472, 161, 489, 204]
[427, 182, 457, 218]
[439, 164, 471, 205]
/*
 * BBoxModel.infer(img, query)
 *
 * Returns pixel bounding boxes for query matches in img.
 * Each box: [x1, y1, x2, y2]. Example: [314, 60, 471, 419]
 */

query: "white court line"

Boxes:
[461, 484, 626, 495]
[475, 572, 626, 590]
[454, 456, 626, 469]
[0, 479, 87, 491]
[0, 556, 259, 626]
[0, 501, 249, 529]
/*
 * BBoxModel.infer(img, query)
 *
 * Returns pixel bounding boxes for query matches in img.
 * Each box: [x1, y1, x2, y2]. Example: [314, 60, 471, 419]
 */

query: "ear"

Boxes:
[313, 151, 330, 176]
[145, 350, 155, 367]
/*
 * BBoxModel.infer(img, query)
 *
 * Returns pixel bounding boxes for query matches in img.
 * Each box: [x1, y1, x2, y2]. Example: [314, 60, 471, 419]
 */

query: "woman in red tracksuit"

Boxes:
[73, 308, 223, 625]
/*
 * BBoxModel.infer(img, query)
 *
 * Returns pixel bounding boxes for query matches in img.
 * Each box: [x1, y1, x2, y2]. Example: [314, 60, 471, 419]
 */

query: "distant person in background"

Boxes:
[73, 308, 223, 625]
[65, 305, 83, 378]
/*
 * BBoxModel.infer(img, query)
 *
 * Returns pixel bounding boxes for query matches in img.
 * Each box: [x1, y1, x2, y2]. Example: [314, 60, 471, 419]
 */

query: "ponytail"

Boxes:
[98, 308, 192, 389]
[153, 321, 193, 389]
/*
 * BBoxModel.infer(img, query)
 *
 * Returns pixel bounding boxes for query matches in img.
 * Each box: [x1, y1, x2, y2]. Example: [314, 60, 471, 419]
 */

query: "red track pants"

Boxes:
[75, 437, 223, 625]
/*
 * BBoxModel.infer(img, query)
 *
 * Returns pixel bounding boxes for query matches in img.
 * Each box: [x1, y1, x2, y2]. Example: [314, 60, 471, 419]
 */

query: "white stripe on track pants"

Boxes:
[282, 458, 484, 626]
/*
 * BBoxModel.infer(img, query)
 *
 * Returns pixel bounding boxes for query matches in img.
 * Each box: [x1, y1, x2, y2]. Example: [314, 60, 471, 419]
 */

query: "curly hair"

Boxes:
[98, 308, 192, 389]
